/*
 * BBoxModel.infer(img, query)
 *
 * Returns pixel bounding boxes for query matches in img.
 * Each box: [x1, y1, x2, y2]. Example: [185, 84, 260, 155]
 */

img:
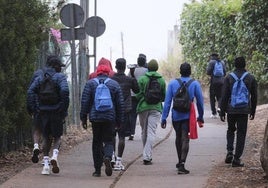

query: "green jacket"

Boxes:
[136, 71, 166, 113]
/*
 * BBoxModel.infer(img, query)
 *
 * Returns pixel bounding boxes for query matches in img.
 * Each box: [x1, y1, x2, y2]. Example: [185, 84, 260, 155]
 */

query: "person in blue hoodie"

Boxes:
[161, 62, 204, 174]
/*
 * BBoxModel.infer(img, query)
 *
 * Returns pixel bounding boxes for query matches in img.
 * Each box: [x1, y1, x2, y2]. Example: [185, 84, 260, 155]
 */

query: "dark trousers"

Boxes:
[226, 114, 248, 159]
[92, 121, 114, 171]
[172, 120, 190, 163]
[209, 83, 223, 114]
[129, 96, 138, 135]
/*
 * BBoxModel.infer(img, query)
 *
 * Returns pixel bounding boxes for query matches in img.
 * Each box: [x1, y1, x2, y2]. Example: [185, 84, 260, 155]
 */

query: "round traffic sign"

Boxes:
[85, 16, 106, 37]
[60, 4, 84, 28]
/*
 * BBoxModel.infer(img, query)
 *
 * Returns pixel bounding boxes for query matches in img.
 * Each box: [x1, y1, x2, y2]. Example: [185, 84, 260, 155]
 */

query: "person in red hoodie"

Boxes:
[89, 57, 115, 79]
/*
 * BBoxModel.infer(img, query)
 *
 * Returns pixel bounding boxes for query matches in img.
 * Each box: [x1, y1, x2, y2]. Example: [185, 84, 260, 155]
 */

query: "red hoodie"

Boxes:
[88, 57, 115, 79]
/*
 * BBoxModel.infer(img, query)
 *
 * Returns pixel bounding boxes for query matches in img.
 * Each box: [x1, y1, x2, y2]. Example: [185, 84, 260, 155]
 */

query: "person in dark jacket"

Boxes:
[206, 53, 226, 118]
[219, 56, 258, 167]
[161, 62, 204, 174]
[80, 60, 125, 177]
[127, 63, 138, 140]
[111, 58, 139, 171]
[28, 55, 65, 164]
[27, 55, 69, 175]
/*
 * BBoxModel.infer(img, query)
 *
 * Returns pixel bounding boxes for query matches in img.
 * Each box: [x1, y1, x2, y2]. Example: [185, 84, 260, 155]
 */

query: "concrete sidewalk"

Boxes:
[1, 105, 226, 188]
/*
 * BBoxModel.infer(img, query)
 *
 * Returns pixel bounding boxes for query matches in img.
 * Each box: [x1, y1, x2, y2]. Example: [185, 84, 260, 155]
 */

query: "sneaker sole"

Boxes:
[31, 148, 40, 163]
[178, 170, 190, 174]
[51, 159, 60, 173]
[104, 158, 112, 176]
[177, 170, 190, 174]
[41, 167, 50, 175]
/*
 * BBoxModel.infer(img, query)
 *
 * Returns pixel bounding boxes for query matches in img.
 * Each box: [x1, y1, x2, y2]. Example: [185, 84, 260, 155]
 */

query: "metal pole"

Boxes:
[70, 4, 79, 126]
[93, 0, 97, 71]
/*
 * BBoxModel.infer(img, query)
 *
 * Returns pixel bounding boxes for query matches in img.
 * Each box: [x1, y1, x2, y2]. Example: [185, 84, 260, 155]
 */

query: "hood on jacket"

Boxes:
[89, 57, 115, 79]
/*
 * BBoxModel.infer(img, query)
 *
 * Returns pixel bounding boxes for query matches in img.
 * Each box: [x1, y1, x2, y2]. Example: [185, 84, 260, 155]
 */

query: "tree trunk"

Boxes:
[260, 120, 268, 179]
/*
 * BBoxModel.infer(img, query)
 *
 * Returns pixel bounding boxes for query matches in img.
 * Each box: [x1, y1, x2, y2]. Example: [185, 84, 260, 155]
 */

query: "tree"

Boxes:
[0, 0, 50, 153]
[235, 0, 268, 84]
[179, 0, 241, 78]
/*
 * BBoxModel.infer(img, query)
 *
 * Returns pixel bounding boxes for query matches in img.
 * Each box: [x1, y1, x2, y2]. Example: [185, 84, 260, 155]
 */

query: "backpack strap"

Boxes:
[230, 72, 248, 81]
[94, 77, 110, 84]
[176, 78, 194, 87]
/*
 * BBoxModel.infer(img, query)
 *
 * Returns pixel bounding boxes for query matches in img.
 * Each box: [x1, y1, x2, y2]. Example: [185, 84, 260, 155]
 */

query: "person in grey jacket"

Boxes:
[80, 60, 125, 177]
[27, 55, 69, 175]
[219, 56, 257, 167]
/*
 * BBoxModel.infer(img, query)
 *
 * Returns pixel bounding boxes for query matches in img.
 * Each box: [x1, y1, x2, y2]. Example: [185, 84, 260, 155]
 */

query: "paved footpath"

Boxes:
[1, 105, 226, 188]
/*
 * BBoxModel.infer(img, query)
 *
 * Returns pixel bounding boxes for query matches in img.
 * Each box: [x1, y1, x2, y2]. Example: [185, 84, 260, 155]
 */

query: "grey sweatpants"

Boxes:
[138, 110, 161, 161]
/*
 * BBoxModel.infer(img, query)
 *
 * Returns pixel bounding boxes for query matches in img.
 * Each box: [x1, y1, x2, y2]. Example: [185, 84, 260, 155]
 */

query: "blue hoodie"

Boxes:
[161, 76, 204, 122]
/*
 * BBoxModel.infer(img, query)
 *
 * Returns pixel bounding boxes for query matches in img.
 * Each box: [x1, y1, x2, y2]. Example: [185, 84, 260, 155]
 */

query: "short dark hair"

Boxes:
[180, 62, 191, 77]
[137, 53, 146, 67]
[115, 58, 126, 70]
[234, 56, 246, 68]
[46, 55, 65, 67]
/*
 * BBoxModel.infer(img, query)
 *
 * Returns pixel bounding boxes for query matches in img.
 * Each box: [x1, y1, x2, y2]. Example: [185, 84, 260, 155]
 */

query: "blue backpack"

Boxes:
[94, 78, 113, 111]
[230, 72, 249, 108]
[213, 61, 224, 77]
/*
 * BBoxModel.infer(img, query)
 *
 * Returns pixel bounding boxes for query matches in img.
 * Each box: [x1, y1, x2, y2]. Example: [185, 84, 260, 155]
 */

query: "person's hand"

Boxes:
[249, 113, 255, 120]
[81, 119, 87, 130]
[198, 121, 204, 128]
[161, 120, 166, 129]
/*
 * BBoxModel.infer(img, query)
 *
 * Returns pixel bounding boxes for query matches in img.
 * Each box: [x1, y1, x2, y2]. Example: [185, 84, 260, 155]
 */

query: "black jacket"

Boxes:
[220, 68, 258, 116]
[111, 72, 139, 112]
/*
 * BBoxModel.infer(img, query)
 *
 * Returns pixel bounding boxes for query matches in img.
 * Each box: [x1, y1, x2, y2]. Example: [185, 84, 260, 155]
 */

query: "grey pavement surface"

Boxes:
[1, 105, 227, 188]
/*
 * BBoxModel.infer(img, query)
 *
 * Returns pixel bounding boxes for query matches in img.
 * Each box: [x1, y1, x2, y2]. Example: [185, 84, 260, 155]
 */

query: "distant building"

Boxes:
[167, 24, 181, 58]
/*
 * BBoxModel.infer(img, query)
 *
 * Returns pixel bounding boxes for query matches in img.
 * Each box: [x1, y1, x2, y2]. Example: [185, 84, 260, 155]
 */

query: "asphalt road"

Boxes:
[1, 105, 226, 188]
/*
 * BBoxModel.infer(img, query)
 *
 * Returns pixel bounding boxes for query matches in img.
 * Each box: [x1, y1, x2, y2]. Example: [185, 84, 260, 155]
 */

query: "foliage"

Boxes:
[235, 0, 268, 84]
[179, 0, 268, 85]
[159, 55, 183, 82]
[179, 0, 242, 79]
[0, 0, 50, 153]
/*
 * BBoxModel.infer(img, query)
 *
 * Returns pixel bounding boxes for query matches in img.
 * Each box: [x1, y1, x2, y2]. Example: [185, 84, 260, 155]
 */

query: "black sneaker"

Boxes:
[92, 171, 101, 177]
[143, 159, 152, 165]
[31, 148, 40, 163]
[232, 158, 244, 167]
[177, 164, 190, 174]
[225, 152, 233, 164]
[129, 135, 134, 141]
[103, 157, 113, 176]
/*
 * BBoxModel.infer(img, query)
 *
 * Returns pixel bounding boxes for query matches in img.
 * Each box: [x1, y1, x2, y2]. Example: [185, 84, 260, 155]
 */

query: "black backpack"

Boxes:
[38, 72, 60, 105]
[144, 76, 162, 104]
[173, 78, 194, 112]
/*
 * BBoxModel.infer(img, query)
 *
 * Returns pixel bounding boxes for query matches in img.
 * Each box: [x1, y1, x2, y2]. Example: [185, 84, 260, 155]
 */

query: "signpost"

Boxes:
[59, 3, 106, 126]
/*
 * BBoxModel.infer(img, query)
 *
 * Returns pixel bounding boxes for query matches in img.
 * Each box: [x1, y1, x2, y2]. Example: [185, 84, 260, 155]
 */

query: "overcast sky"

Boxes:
[71, 0, 191, 68]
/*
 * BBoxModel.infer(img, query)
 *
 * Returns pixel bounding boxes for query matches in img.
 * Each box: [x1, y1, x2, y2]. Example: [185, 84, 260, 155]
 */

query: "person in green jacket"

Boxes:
[136, 59, 166, 165]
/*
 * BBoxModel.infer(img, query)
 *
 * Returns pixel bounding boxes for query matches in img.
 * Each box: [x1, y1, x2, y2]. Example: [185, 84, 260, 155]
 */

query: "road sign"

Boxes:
[60, 4, 84, 28]
[85, 16, 106, 37]
[60, 28, 86, 41]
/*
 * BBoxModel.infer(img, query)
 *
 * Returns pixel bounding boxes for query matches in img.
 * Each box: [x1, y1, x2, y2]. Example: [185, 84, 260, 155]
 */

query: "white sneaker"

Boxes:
[113, 160, 125, 171]
[41, 165, 50, 175]
[111, 152, 116, 168]
[50, 156, 60, 174]
[210, 114, 218, 119]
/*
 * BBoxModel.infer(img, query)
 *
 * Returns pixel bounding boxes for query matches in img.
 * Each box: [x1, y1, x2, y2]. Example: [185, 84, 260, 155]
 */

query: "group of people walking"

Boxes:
[26, 52, 258, 177]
